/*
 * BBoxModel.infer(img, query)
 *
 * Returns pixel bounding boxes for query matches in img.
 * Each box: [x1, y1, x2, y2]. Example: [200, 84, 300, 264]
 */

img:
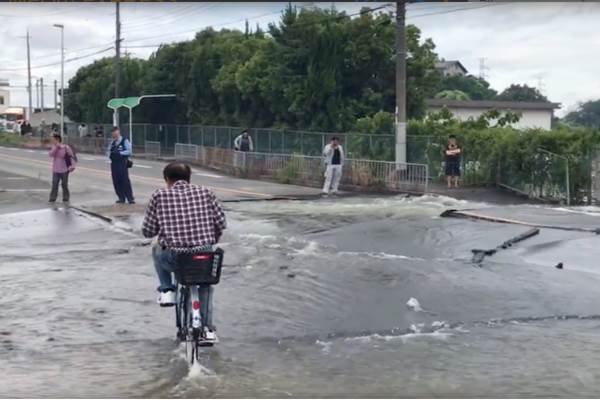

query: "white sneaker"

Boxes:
[201, 327, 218, 345]
[158, 290, 176, 307]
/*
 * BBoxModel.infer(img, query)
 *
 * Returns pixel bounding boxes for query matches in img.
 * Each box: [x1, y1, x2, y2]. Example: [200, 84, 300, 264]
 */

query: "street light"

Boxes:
[53, 24, 64, 137]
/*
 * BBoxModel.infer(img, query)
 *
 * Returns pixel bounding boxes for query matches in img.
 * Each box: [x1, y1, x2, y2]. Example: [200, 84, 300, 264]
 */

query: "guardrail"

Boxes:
[174, 145, 428, 193]
[60, 138, 429, 194]
[174, 143, 198, 161]
[145, 141, 161, 158]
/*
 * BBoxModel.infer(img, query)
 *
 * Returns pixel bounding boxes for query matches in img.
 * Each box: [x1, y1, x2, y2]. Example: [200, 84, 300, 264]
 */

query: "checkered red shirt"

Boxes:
[142, 180, 227, 249]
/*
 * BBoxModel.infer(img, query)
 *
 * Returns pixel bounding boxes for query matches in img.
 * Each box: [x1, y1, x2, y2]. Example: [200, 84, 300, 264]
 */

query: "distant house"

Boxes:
[435, 60, 468, 77]
[425, 99, 561, 130]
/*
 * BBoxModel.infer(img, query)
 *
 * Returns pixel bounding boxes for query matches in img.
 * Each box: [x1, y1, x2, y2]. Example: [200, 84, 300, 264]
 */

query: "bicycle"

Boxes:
[173, 247, 224, 365]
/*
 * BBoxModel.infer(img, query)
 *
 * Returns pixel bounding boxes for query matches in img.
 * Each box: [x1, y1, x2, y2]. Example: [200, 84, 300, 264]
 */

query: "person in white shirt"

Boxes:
[322, 136, 344, 195]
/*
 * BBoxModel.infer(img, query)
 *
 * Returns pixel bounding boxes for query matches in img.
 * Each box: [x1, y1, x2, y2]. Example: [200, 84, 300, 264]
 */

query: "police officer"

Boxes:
[107, 126, 135, 204]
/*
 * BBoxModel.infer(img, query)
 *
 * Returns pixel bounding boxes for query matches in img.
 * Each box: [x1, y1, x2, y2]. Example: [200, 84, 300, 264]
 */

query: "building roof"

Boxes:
[434, 60, 468, 74]
[426, 99, 561, 110]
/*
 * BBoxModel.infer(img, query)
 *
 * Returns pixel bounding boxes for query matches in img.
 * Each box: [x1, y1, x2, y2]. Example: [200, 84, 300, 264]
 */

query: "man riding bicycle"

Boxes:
[142, 162, 227, 342]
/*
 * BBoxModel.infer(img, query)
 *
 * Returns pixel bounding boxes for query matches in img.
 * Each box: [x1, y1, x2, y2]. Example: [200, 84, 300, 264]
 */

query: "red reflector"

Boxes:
[192, 255, 211, 261]
[192, 301, 201, 310]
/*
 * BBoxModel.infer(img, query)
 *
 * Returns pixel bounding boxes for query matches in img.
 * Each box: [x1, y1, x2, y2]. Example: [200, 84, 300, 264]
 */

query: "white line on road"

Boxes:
[81, 157, 98, 161]
[133, 164, 152, 169]
[6, 148, 18, 151]
[0, 177, 28, 180]
[195, 172, 223, 179]
[25, 149, 35, 153]
[1, 189, 48, 192]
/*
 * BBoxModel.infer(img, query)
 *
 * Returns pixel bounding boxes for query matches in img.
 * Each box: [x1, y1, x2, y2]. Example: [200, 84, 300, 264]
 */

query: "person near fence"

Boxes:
[48, 133, 75, 203]
[107, 126, 135, 204]
[322, 136, 344, 195]
[445, 135, 462, 188]
[234, 129, 254, 152]
[78, 123, 88, 138]
[142, 162, 227, 341]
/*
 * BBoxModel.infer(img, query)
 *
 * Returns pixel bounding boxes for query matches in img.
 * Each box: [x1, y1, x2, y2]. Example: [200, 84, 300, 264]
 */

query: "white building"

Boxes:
[425, 99, 561, 130]
[434, 60, 468, 77]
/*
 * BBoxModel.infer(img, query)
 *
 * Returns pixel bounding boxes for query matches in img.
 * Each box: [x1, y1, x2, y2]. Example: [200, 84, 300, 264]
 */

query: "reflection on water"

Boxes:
[2, 197, 600, 397]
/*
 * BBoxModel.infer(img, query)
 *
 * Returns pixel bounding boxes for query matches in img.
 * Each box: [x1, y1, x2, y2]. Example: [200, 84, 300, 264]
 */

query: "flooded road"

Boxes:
[2, 195, 600, 397]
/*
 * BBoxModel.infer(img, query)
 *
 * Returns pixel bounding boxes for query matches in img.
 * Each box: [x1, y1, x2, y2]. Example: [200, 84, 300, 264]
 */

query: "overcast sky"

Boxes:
[1, 1, 599, 117]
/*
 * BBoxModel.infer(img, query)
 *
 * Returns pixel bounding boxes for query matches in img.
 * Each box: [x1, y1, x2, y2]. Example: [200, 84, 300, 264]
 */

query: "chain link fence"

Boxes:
[65, 122, 396, 160]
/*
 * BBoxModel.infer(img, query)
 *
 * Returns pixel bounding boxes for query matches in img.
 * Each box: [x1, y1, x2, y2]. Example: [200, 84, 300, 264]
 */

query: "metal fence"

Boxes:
[169, 143, 428, 193]
[145, 141, 161, 157]
[65, 122, 395, 160]
[61, 136, 428, 193]
[497, 148, 571, 205]
[174, 143, 198, 161]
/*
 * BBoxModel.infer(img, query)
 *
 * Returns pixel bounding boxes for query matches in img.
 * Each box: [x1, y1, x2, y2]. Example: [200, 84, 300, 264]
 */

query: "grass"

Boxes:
[0, 132, 26, 146]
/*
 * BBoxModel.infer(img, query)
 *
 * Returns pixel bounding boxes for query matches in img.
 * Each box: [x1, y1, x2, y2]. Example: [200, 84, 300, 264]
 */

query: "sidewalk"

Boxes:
[428, 183, 543, 205]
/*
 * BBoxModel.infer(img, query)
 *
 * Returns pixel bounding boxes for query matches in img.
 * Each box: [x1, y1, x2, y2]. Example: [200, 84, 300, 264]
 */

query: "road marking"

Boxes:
[0, 177, 28, 180]
[134, 164, 152, 169]
[6, 148, 18, 151]
[81, 157, 98, 161]
[0, 189, 48, 192]
[0, 153, 272, 198]
[25, 149, 36, 153]
[195, 172, 223, 179]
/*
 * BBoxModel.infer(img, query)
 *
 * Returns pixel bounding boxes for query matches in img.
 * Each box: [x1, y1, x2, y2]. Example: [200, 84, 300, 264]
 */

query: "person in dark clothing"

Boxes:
[106, 127, 135, 204]
[445, 135, 462, 188]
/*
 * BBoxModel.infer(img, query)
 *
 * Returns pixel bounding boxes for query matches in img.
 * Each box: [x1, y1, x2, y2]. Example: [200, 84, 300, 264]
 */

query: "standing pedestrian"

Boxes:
[48, 133, 75, 203]
[444, 135, 462, 188]
[107, 126, 135, 204]
[78, 123, 88, 138]
[322, 136, 344, 195]
[233, 129, 254, 152]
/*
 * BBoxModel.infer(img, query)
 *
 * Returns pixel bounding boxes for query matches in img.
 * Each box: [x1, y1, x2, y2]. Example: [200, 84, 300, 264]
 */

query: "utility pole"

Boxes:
[35, 79, 39, 110]
[114, 1, 121, 127]
[395, 0, 407, 166]
[40, 77, 44, 111]
[53, 24, 64, 136]
[26, 29, 32, 120]
[478, 57, 489, 80]
[54, 80, 58, 110]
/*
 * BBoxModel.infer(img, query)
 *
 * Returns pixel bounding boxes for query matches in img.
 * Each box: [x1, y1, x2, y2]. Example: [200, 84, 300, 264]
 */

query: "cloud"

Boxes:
[1, 2, 598, 117]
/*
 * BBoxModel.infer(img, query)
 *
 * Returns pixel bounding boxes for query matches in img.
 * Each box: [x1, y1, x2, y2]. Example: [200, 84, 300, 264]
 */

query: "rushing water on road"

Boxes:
[2, 196, 600, 397]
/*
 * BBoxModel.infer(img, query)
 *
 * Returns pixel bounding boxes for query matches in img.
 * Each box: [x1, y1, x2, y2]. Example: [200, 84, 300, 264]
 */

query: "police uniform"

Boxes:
[108, 136, 134, 203]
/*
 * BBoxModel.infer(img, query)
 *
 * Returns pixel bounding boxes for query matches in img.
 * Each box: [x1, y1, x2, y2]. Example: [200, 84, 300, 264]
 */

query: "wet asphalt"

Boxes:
[2, 145, 600, 397]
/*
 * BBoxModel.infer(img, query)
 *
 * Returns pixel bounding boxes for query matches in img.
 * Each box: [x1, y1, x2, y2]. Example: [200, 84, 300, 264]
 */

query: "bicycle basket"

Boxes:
[174, 248, 224, 285]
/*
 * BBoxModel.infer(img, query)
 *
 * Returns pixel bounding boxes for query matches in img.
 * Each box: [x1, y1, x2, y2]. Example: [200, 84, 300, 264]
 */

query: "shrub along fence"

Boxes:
[406, 127, 600, 205]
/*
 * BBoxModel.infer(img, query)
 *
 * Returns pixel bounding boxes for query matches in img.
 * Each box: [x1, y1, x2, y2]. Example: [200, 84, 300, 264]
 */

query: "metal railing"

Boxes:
[174, 143, 198, 161]
[65, 122, 395, 160]
[171, 145, 428, 193]
[145, 141, 161, 157]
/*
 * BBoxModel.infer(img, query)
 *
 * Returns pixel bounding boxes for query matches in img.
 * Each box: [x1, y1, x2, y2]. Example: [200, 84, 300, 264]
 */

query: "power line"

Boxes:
[0, 47, 115, 72]
[124, 3, 391, 47]
[122, 3, 218, 33]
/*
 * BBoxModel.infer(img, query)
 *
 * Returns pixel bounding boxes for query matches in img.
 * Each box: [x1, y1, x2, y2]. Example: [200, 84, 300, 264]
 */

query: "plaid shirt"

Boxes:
[142, 180, 227, 249]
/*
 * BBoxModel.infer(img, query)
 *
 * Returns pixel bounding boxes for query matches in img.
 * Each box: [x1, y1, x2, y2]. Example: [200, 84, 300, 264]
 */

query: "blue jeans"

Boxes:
[152, 245, 215, 329]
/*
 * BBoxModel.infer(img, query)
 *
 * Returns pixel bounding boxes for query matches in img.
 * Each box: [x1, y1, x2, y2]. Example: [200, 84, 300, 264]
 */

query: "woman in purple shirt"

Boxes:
[48, 133, 75, 203]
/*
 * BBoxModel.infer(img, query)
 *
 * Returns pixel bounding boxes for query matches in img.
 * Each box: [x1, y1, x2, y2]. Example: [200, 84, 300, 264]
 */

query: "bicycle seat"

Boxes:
[175, 248, 224, 285]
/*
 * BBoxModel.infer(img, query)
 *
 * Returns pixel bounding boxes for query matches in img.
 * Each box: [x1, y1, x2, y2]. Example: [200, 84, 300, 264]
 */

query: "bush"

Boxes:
[407, 116, 600, 203]
[0, 133, 26, 146]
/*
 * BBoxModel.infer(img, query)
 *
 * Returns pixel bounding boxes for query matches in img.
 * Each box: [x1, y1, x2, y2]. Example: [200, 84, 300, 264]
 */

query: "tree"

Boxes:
[65, 57, 147, 123]
[564, 100, 600, 129]
[496, 84, 548, 102]
[435, 90, 470, 101]
[437, 74, 496, 100]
